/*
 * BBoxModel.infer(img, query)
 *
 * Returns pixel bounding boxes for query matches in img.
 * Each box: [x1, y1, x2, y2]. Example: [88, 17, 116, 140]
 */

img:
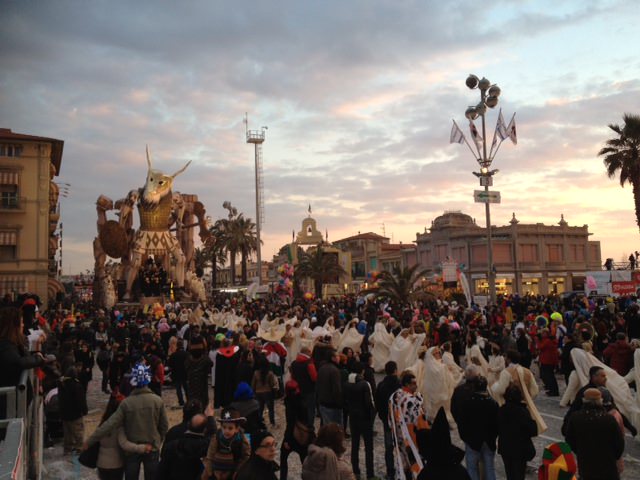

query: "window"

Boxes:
[0, 231, 17, 261]
[1, 185, 18, 208]
[0, 144, 23, 157]
[547, 244, 563, 263]
[451, 246, 465, 264]
[471, 245, 487, 265]
[434, 244, 447, 261]
[520, 244, 538, 262]
[0, 170, 19, 208]
[570, 244, 585, 262]
[494, 244, 513, 264]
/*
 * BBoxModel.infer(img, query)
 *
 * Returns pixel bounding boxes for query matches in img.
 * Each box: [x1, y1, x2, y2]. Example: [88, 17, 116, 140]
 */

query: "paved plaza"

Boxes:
[43, 366, 640, 479]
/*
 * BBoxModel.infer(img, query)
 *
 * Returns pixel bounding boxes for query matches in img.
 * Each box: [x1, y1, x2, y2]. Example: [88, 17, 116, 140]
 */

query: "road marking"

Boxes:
[540, 412, 564, 421]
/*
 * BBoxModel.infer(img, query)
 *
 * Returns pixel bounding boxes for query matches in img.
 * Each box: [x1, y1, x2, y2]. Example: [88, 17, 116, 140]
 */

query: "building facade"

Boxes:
[412, 211, 602, 296]
[0, 128, 64, 304]
[332, 232, 414, 291]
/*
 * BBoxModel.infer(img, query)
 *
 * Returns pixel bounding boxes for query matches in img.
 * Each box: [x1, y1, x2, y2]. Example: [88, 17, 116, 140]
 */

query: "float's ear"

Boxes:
[171, 160, 192, 179]
[146, 145, 152, 169]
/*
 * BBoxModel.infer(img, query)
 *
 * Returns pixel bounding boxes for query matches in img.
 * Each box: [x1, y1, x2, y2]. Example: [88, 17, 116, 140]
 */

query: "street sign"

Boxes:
[480, 176, 493, 187]
[474, 190, 501, 204]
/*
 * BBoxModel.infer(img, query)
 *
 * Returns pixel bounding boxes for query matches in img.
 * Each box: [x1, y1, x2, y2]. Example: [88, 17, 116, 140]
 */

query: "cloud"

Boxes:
[2, 0, 640, 274]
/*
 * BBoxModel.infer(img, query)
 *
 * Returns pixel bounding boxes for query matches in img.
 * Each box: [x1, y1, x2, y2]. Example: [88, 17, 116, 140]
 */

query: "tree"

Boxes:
[233, 215, 258, 285]
[598, 113, 640, 230]
[204, 225, 227, 288]
[375, 264, 431, 305]
[294, 244, 346, 298]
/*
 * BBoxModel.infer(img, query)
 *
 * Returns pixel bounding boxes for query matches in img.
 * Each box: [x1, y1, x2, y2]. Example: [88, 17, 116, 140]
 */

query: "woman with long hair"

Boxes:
[0, 306, 47, 418]
[95, 393, 152, 480]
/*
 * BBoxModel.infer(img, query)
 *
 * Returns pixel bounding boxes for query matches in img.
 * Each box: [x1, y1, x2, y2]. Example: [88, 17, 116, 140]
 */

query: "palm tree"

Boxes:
[212, 216, 239, 285]
[192, 247, 211, 276]
[599, 113, 640, 230]
[204, 225, 227, 288]
[295, 244, 346, 298]
[375, 264, 431, 305]
[233, 215, 258, 284]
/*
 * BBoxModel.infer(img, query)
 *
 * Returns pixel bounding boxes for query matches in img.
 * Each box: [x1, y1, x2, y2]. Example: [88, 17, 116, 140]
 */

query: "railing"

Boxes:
[0, 369, 43, 480]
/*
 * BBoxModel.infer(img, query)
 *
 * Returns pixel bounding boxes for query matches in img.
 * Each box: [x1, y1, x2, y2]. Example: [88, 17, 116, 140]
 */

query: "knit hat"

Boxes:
[250, 430, 274, 453]
[233, 381, 255, 401]
[129, 363, 151, 387]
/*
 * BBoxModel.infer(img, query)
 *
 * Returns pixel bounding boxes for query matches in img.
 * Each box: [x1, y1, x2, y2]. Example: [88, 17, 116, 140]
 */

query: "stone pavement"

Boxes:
[42, 366, 640, 479]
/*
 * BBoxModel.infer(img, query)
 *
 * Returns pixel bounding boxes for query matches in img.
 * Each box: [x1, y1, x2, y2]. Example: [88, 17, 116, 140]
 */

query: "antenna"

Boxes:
[246, 116, 266, 285]
[381, 222, 386, 237]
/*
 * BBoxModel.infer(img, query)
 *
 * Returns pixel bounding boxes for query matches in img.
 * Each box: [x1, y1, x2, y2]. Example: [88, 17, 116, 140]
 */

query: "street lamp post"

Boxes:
[464, 75, 502, 304]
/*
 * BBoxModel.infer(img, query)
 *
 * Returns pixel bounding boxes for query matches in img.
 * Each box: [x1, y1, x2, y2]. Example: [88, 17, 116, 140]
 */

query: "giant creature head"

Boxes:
[141, 145, 191, 207]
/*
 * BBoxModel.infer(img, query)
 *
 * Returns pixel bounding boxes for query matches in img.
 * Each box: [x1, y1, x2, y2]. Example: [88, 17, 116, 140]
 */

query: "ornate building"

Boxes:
[0, 128, 64, 303]
[412, 211, 602, 296]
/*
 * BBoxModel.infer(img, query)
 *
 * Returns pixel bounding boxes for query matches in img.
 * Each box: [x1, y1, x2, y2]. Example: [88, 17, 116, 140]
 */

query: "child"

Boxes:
[201, 408, 251, 480]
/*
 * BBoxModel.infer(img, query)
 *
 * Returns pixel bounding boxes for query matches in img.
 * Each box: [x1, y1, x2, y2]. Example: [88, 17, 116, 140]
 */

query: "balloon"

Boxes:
[586, 276, 597, 291]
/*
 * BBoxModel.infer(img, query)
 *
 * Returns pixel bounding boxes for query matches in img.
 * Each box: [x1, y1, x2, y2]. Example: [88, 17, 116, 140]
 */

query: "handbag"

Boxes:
[78, 442, 100, 469]
[293, 420, 314, 446]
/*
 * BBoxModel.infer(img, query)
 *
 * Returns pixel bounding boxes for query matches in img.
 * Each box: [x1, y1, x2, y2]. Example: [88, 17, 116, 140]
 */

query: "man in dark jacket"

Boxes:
[453, 375, 498, 480]
[58, 366, 88, 454]
[316, 349, 342, 425]
[290, 346, 317, 427]
[603, 332, 634, 376]
[375, 360, 400, 480]
[167, 342, 188, 406]
[566, 388, 624, 480]
[157, 414, 210, 480]
[345, 362, 376, 480]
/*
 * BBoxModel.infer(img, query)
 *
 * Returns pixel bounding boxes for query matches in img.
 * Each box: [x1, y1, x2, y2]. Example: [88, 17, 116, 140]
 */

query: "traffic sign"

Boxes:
[474, 190, 501, 204]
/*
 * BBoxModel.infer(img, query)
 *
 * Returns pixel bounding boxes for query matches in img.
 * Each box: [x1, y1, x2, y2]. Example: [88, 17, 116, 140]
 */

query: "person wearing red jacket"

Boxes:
[537, 329, 560, 396]
[290, 346, 317, 427]
[603, 332, 634, 376]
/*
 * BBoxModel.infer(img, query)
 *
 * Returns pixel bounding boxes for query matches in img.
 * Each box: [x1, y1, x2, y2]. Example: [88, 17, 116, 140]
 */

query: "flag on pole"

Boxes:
[497, 110, 509, 141]
[469, 119, 483, 149]
[450, 120, 465, 144]
[506, 113, 517, 144]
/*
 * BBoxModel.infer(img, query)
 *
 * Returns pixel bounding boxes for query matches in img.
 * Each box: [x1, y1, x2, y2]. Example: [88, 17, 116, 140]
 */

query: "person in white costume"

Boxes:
[487, 343, 506, 387]
[421, 346, 460, 421]
[442, 342, 464, 387]
[465, 344, 489, 379]
[370, 322, 395, 372]
[336, 320, 364, 354]
[562, 347, 640, 432]
[490, 349, 546, 435]
[389, 329, 426, 373]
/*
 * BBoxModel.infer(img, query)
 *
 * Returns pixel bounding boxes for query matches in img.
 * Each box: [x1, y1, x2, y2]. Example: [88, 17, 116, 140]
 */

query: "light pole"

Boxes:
[464, 75, 502, 304]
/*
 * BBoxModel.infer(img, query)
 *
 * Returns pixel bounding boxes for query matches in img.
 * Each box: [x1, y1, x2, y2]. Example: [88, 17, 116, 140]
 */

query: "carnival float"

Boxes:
[92, 147, 210, 307]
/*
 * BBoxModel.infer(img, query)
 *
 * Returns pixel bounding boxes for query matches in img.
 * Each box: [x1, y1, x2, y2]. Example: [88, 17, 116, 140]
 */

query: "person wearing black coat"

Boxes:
[345, 362, 376, 480]
[58, 366, 88, 454]
[565, 388, 624, 480]
[235, 430, 279, 480]
[453, 376, 499, 480]
[167, 343, 188, 406]
[279, 380, 310, 480]
[375, 360, 400, 480]
[497, 385, 537, 480]
[157, 414, 211, 480]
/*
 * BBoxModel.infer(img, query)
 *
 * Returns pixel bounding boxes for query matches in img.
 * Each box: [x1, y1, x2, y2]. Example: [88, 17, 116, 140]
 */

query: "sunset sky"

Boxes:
[2, 0, 640, 274]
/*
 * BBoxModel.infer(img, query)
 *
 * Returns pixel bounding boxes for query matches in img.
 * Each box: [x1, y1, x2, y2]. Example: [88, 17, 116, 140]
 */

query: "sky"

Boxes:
[2, 0, 640, 274]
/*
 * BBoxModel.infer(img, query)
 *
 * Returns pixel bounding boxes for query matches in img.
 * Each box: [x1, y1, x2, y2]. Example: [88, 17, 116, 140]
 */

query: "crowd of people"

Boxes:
[2, 289, 640, 480]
